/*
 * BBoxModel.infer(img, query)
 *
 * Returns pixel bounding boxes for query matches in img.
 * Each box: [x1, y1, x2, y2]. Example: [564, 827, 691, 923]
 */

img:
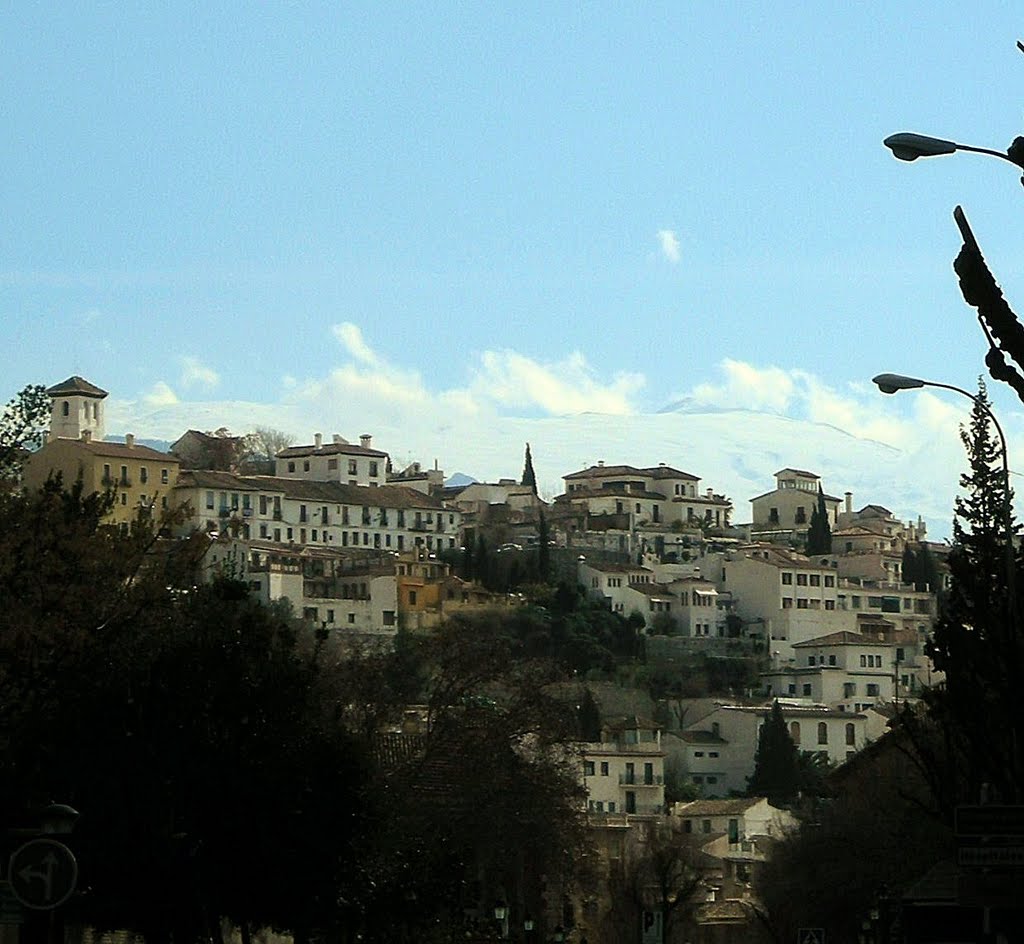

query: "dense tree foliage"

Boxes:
[521, 441, 537, 494]
[0, 383, 50, 475]
[0, 477, 588, 943]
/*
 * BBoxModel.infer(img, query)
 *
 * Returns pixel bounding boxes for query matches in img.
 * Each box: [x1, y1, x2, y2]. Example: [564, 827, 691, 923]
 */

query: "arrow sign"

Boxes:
[8, 839, 77, 910]
[798, 929, 825, 944]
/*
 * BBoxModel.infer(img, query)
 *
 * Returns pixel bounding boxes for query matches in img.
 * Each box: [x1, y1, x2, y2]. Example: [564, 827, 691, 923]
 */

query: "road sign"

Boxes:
[957, 845, 1024, 868]
[955, 805, 1024, 837]
[798, 928, 825, 944]
[8, 839, 78, 910]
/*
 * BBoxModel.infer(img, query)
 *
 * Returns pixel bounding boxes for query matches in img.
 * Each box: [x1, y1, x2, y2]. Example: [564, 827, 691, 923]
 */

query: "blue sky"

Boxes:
[6, 3, 1024, 529]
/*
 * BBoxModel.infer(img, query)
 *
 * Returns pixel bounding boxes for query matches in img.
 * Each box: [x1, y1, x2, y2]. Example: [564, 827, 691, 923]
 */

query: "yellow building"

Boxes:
[25, 432, 181, 528]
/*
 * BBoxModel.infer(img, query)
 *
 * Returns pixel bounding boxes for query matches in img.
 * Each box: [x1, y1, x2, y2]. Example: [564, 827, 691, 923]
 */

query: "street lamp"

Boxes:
[883, 132, 1024, 178]
[871, 372, 1016, 610]
[493, 901, 509, 939]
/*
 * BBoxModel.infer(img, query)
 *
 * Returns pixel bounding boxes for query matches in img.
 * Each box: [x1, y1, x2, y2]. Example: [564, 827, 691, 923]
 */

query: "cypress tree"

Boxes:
[925, 378, 1023, 803]
[521, 442, 538, 495]
[806, 486, 832, 555]
[747, 700, 801, 806]
[537, 507, 551, 582]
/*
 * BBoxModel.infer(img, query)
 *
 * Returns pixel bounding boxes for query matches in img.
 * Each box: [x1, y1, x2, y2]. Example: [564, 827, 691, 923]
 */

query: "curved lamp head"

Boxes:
[883, 133, 958, 162]
[872, 373, 926, 395]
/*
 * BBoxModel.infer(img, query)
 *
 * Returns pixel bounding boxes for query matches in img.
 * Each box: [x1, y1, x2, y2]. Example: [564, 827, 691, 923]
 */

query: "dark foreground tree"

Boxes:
[0, 481, 372, 942]
[746, 700, 800, 807]
[919, 379, 1024, 805]
[0, 383, 49, 475]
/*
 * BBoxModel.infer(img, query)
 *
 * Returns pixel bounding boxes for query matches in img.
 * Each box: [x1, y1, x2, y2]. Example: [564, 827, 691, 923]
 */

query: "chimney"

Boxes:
[360, 434, 372, 449]
[314, 433, 323, 449]
[125, 434, 135, 448]
[80, 430, 92, 443]
[707, 488, 713, 498]
[597, 459, 604, 467]
[845, 491, 853, 514]
[333, 434, 344, 444]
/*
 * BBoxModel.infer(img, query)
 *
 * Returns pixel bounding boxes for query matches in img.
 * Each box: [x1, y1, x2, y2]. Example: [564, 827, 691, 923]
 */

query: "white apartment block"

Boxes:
[275, 433, 388, 487]
[202, 539, 400, 641]
[664, 702, 870, 797]
[577, 560, 724, 635]
[581, 717, 666, 817]
[558, 462, 732, 530]
[174, 471, 461, 554]
[761, 630, 896, 712]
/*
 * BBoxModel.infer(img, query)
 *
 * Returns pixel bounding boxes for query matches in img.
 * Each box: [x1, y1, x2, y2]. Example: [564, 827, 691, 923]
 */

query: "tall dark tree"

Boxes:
[521, 442, 537, 494]
[747, 700, 800, 807]
[922, 378, 1024, 804]
[0, 383, 49, 475]
[805, 486, 832, 555]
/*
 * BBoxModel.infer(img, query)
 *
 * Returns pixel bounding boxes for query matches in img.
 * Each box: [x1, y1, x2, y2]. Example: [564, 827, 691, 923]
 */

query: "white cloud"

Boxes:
[180, 356, 220, 390]
[332, 322, 380, 366]
[691, 359, 796, 413]
[143, 381, 179, 407]
[658, 229, 681, 264]
[464, 349, 644, 415]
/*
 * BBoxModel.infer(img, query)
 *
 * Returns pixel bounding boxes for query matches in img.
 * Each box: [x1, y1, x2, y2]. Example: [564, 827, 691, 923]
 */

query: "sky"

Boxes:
[6, 3, 1024, 537]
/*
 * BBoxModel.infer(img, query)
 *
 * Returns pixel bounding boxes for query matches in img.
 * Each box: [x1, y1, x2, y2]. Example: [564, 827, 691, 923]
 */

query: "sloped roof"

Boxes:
[564, 463, 699, 481]
[49, 438, 178, 462]
[774, 467, 820, 479]
[793, 631, 884, 648]
[46, 376, 108, 398]
[177, 469, 263, 490]
[278, 441, 388, 459]
[675, 797, 763, 816]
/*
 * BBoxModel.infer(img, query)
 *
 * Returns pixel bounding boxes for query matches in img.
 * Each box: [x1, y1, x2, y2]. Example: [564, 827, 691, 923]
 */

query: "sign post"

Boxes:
[7, 839, 78, 910]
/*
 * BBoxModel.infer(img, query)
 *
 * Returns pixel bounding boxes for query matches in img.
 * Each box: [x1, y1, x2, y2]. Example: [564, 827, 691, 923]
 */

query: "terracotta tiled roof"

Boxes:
[177, 470, 263, 490]
[54, 439, 178, 462]
[46, 376, 108, 398]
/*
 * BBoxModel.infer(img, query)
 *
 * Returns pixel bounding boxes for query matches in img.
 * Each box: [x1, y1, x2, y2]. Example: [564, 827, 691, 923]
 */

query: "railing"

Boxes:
[619, 774, 664, 786]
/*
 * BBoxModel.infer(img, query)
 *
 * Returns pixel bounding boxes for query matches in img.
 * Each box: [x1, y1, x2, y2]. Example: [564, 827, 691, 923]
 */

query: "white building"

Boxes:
[581, 716, 666, 817]
[275, 433, 389, 487]
[664, 702, 870, 797]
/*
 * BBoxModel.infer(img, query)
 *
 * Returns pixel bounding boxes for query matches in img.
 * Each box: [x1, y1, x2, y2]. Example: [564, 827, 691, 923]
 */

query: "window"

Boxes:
[140, 467, 148, 484]
[408, 590, 417, 605]
[348, 459, 357, 475]
[797, 599, 809, 609]
[600, 762, 609, 776]
[709, 751, 719, 758]
[206, 491, 214, 510]
[769, 507, 779, 524]
[584, 761, 595, 776]
[728, 819, 740, 843]
[694, 751, 704, 758]
[327, 458, 338, 470]
[828, 655, 836, 666]
[802, 684, 812, 696]
[867, 683, 880, 696]
[62, 401, 69, 416]
[795, 506, 807, 524]
[382, 611, 396, 626]
[781, 572, 793, 585]
[807, 656, 815, 666]
[782, 597, 793, 609]
[860, 655, 867, 667]
[824, 574, 835, 587]
[701, 819, 711, 833]
[790, 721, 801, 742]
[288, 461, 296, 473]
[797, 573, 808, 586]
[326, 610, 335, 623]
[120, 465, 129, 485]
[303, 460, 310, 472]
[845, 723, 855, 746]
[817, 722, 828, 745]
[810, 574, 821, 586]
[369, 461, 378, 477]
[348, 613, 355, 624]
[825, 600, 836, 610]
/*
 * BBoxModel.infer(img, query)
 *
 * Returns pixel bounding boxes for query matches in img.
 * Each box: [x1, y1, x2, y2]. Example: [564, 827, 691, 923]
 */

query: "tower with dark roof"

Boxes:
[46, 376, 108, 442]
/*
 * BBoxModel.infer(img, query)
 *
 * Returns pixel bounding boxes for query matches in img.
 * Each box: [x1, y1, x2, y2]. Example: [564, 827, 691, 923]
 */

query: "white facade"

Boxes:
[275, 433, 388, 487]
[665, 702, 870, 797]
[582, 718, 666, 817]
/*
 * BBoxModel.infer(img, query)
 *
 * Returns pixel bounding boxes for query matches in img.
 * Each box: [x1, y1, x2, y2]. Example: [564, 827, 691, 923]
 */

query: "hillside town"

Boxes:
[4, 375, 976, 944]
